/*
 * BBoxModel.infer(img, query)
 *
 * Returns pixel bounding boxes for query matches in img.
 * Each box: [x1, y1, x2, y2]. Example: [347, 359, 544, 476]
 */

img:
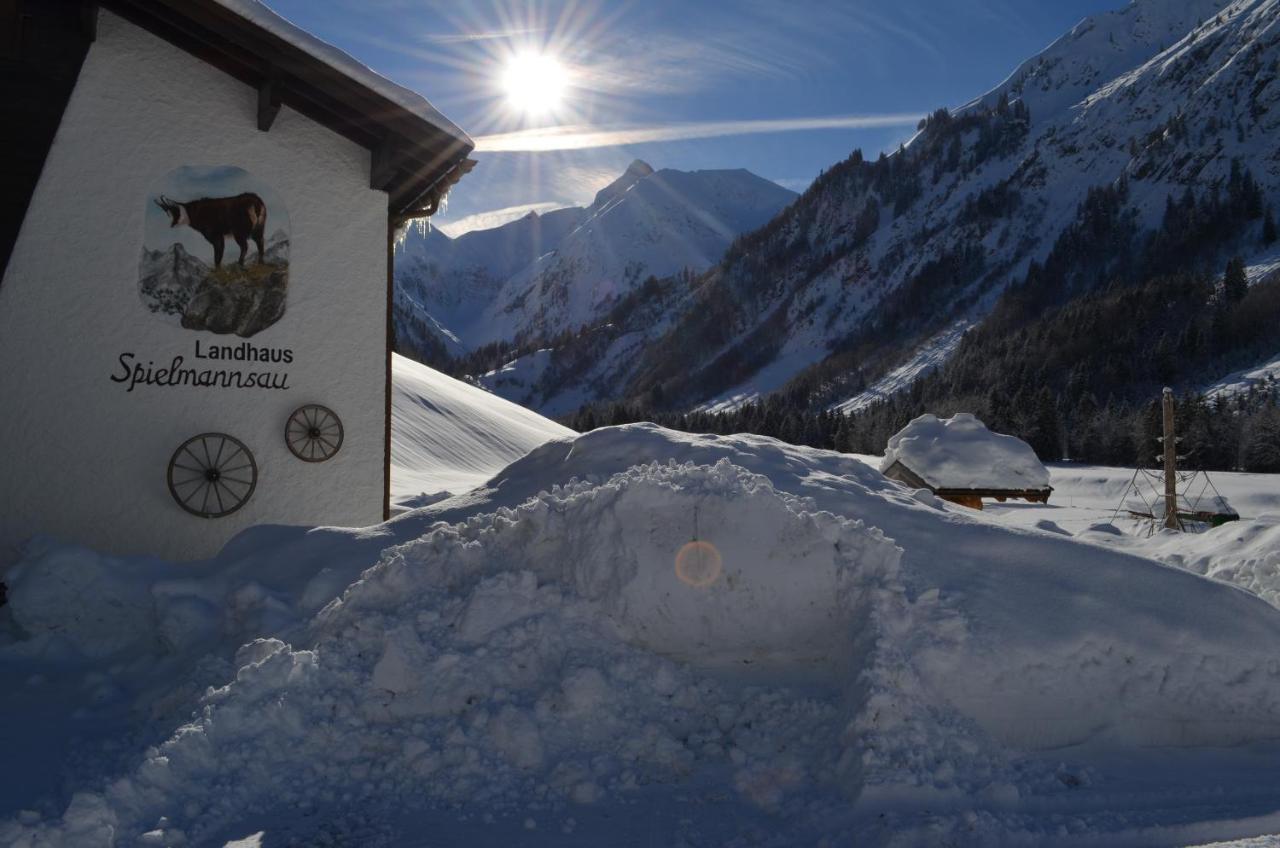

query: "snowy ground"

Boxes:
[982, 463, 1280, 609]
[391, 354, 573, 509]
[4, 368, 1280, 846]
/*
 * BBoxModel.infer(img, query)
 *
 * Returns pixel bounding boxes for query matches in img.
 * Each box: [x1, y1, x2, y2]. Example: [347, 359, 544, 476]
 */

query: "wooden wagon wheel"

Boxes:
[167, 433, 257, 518]
[285, 404, 343, 462]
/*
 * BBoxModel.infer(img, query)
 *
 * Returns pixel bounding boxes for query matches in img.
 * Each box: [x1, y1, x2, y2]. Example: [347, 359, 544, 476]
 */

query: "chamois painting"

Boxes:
[140, 165, 290, 338]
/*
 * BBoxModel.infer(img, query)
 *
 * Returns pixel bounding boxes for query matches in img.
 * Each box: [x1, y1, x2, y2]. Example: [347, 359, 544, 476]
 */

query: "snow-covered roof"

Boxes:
[880, 413, 1051, 491]
[105, 0, 474, 220]
[211, 0, 470, 147]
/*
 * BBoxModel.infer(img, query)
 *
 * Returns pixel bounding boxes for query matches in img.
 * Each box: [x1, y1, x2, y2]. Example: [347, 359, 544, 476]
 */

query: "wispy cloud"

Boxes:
[421, 27, 544, 44]
[582, 32, 817, 96]
[475, 113, 925, 152]
[435, 201, 569, 237]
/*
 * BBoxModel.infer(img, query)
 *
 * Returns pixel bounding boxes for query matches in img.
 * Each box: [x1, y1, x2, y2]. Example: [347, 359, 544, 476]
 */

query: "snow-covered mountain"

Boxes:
[393, 160, 796, 361]
[476, 0, 1280, 417]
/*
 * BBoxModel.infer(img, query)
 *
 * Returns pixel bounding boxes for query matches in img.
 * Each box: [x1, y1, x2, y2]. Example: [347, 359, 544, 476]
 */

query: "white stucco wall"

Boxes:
[0, 10, 389, 563]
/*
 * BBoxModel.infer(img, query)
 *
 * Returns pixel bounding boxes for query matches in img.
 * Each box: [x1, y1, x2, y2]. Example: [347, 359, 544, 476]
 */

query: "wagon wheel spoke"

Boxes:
[182, 482, 208, 507]
[223, 445, 244, 465]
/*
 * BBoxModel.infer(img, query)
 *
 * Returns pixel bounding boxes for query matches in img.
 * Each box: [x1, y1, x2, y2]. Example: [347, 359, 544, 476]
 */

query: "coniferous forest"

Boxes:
[567, 166, 1280, 474]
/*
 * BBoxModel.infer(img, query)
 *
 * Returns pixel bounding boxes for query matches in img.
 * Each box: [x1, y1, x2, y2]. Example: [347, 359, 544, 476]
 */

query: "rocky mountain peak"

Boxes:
[592, 159, 657, 209]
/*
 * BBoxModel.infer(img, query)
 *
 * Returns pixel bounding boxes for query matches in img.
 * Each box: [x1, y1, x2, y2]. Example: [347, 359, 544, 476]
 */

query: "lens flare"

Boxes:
[675, 540, 723, 588]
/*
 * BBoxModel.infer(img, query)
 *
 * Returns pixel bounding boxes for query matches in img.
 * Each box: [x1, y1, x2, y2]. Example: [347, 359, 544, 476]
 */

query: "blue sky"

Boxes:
[268, 0, 1122, 235]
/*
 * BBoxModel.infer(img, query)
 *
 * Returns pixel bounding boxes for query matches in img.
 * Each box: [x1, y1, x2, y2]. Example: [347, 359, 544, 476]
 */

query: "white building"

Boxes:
[0, 0, 473, 563]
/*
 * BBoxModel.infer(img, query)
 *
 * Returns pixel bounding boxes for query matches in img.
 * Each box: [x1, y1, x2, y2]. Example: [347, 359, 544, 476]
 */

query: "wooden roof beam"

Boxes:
[370, 136, 399, 191]
[256, 72, 279, 131]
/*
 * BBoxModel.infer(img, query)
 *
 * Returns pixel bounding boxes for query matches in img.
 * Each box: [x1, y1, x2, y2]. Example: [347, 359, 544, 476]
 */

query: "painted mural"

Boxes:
[140, 165, 290, 338]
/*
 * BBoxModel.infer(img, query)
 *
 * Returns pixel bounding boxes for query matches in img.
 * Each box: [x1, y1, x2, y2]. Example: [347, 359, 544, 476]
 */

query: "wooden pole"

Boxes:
[1162, 387, 1179, 530]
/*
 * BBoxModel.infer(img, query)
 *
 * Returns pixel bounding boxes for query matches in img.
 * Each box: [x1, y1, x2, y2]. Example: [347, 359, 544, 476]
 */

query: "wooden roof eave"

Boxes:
[883, 461, 1052, 499]
[100, 0, 474, 220]
[933, 487, 1054, 499]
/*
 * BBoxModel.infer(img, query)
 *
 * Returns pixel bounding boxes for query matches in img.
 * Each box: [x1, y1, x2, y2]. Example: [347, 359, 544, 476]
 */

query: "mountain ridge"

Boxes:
[393, 161, 796, 364]
[474, 0, 1278, 419]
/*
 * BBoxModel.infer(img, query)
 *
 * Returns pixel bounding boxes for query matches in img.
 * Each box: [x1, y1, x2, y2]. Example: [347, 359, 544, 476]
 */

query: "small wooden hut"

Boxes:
[879, 413, 1053, 510]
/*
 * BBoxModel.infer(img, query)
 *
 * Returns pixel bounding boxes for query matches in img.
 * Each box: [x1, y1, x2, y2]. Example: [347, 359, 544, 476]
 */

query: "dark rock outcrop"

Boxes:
[181, 264, 288, 337]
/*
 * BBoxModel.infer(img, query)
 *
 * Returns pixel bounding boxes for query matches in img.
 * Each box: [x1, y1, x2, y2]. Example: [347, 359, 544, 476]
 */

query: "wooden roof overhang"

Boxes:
[933, 487, 1053, 502]
[882, 460, 1053, 501]
[98, 0, 475, 224]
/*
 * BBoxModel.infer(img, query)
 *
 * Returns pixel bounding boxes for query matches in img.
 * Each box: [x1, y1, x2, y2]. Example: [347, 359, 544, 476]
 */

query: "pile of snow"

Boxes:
[391, 354, 573, 508]
[1, 462, 908, 845]
[974, 462, 1280, 610]
[7, 425, 1280, 844]
[1125, 517, 1280, 609]
[880, 412, 1051, 491]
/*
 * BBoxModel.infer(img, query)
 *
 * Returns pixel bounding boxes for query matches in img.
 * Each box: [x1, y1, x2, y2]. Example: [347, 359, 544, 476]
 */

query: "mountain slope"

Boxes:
[393, 161, 796, 361]
[391, 353, 573, 508]
[501, 0, 1278, 419]
[478, 163, 799, 346]
[647, 0, 1278, 409]
[394, 206, 588, 361]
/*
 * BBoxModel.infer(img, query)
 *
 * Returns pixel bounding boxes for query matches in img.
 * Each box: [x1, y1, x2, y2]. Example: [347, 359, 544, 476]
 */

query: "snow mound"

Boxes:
[3, 461, 910, 844]
[1137, 516, 1280, 609]
[881, 412, 1051, 491]
[8, 425, 1280, 845]
[391, 353, 573, 507]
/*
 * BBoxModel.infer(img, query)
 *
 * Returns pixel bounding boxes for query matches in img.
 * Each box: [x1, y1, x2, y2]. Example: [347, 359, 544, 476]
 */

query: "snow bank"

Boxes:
[3, 461, 909, 845]
[881, 412, 1051, 490]
[391, 354, 573, 508]
[986, 463, 1280, 611]
[7, 425, 1280, 845]
[1118, 517, 1280, 609]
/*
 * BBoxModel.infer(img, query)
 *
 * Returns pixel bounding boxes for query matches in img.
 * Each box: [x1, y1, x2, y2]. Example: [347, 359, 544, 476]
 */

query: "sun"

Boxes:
[501, 51, 568, 115]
